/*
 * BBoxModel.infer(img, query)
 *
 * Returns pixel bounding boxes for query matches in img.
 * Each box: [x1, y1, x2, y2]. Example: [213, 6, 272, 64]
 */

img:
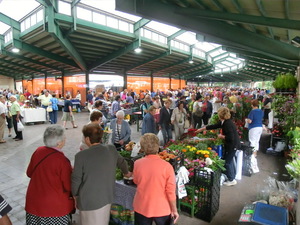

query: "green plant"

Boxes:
[273, 74, 284, 89]
[284, 73, 297, 89]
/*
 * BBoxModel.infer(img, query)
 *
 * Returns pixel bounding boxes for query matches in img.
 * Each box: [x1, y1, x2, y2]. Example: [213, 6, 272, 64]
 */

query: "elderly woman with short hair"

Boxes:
[196, 107, 241, 186]
[25, 125, 74, 224]
[110, 110, 131, 150]
[72, 123, 130, 225]
[79, 110, 103, 150]
[133, 133, 179, 225]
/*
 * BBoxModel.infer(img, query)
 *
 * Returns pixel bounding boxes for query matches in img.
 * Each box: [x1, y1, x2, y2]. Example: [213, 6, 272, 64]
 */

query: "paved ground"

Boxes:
[0, 110, 289, 225]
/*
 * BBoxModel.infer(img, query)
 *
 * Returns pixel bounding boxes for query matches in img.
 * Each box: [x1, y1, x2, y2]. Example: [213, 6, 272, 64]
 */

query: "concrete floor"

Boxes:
[0, 111, 289, 225]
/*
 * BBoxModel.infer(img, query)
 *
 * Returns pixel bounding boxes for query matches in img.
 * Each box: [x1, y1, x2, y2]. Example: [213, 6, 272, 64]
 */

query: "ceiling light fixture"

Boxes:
[134, 47, 142, 53]
[11, 47, 20, 53]
[189, 60, 194, 64]
[221, 74, 223, 77]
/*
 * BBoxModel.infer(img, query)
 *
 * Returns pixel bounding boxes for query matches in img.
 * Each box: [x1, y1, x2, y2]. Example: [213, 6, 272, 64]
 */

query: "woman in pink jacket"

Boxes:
[133, 133, 179, 225]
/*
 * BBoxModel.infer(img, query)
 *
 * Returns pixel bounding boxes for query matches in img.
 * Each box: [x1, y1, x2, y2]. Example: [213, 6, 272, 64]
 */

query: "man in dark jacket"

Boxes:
[159, 99, 173, 145]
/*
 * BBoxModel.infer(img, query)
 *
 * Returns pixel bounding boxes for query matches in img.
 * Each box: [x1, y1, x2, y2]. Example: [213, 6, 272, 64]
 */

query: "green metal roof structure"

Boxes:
[0, 0, 299, 83]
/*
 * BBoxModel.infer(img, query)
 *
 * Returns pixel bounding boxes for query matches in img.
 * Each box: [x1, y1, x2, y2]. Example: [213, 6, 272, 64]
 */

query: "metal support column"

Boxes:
[61, 71, 65, 97]
[150, 71, 154, 92]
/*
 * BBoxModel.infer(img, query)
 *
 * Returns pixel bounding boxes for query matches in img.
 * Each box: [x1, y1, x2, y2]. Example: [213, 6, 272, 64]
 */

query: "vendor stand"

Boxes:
[57, 99, 81, 112]
[22, 108, 46, 124]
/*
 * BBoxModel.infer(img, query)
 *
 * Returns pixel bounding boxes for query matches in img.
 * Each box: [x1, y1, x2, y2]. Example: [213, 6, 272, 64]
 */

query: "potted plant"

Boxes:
[272, 74, 284, 92]
[284, 73, 297, 92]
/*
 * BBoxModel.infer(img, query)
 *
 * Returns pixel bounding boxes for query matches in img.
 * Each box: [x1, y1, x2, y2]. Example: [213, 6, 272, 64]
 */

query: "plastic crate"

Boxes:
[169, 154, 184, 172]
[179, 169, 221, 222]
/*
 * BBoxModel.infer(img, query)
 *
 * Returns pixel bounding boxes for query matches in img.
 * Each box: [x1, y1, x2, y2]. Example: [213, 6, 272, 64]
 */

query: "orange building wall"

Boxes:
[64, 75, 86, 105]
[127, 76, 151, 93]
[181, 79, 186, 88]
[22, 80, 33, 94]
[32, 78, 45, 95]
[46, 78, 62, 95]
[171, 79, 180, 90]
[153, 77, 170, 92]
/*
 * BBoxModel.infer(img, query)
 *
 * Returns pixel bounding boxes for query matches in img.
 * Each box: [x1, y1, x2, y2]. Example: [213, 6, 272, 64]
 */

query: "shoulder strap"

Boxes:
[31, 150, 59, 175]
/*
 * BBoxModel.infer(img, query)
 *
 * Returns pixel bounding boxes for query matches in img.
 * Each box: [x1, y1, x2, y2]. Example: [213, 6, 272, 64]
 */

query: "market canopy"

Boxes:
[0, 0, 298, 83]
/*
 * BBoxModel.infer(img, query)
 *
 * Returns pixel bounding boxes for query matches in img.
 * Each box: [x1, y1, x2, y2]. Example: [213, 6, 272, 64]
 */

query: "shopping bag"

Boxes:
[46, 106, 53, 112]
[184, 119, 190, 129]
[157, 130, 164, 146]
[17, 121, 25, 131]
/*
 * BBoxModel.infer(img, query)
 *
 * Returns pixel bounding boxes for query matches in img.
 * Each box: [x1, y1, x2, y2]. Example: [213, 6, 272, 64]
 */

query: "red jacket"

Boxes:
[25, 146, 74, 217]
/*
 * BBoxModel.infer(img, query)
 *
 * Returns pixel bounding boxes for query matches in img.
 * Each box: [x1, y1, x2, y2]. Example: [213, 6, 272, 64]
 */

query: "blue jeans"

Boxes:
[49, 110, 58, 124]
[134, 212, 172, 225]
[223, 149, 236, 181]
[161, 124, 172, 145]
[41, 105, 48, 121]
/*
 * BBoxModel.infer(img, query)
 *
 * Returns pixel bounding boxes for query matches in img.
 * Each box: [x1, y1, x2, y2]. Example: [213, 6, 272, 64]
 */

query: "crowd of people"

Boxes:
[0, 85, 273, 224]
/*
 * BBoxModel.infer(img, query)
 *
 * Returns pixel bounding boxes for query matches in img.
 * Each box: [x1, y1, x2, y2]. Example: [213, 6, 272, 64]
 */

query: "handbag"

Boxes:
[47, 106, 53, 112]
[184, 119, 190, 129]
[17, 121, 25, 131]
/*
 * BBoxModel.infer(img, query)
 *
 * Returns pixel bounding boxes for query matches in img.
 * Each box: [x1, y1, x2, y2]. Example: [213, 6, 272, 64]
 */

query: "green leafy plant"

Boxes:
[284, 73, 297, 89]
[273, 74, 284, 89]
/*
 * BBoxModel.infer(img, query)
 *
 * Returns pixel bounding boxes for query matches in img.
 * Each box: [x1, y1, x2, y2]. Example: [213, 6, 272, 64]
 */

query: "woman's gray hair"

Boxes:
[43, 125, 65, 147]
[116, 110, 125, 118]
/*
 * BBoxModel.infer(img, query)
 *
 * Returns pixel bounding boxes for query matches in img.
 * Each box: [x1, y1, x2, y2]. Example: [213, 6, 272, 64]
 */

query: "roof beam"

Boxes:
[241, 70, 273, 80]
[284, 0, 291, 42]
[134, 18, 151, 31]
[240, 54, 296, 70]
[223, 46, 299, 64]
[115, 0, 300, 60]
[244, 66, 275, 77]
[127, 51, 171, 71]
[36, 0, 58, 12]
[246, 61, 288, 74]
[12, 39, 78, 68]
[1, 49, 62, 72]
[255, 0, 273, 38]
[170, 62, 209, 76]
[71, 0, 81, 8]
[88, 39, 140, 71]
[184, 67, 213, 79]
[153, 57, 191, 73]
[174, 7, 300, 31]
[0, 58, 44, 73]
[167, 30, 186, 43]
[46, 5, 86, 70]
[231, 0, 256, 32]
[0, 13, 20, 30]
[225, 73, 250, 81]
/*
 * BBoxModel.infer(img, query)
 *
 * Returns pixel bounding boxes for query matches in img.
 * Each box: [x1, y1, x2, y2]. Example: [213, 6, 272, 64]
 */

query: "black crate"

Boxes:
[180, 169, 221, 222]
[169, 154, 184, 172]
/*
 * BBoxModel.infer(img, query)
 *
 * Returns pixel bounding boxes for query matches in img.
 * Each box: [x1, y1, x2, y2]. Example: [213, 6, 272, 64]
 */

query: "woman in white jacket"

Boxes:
[171, 101, 187, 140]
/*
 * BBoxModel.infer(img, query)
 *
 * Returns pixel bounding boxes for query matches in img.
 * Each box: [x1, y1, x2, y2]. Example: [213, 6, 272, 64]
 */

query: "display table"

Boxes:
[110, 180, 136, 225]
[22, 108, 46, 124]
[114, 180, 136, 210]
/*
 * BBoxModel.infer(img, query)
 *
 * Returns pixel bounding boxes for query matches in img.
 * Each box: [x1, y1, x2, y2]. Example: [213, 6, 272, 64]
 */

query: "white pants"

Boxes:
[248, 127, 263, 151]
[80, 204, 111, 225]
[174, 124, 184, 140]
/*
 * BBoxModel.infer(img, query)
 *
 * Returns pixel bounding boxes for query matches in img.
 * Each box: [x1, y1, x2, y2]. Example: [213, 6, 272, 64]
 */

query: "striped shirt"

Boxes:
[0, 195, 12, 217]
